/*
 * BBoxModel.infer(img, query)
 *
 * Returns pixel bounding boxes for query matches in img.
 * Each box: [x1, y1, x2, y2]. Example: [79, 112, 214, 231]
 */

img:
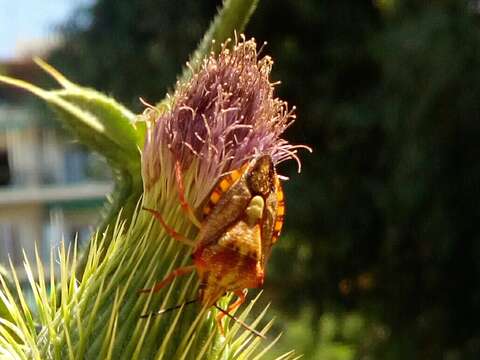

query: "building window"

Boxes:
[64, 146, 88, 183]
[0, 223, 21, 267]
[0, 149, 10, 186]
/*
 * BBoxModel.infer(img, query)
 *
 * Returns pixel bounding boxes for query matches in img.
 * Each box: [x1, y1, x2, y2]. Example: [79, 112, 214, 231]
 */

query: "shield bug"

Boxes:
[140, 154, 285, 336]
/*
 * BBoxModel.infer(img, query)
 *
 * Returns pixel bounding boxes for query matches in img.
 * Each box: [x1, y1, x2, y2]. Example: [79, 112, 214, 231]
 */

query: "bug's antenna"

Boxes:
[214, 304, 266, 339]
[140, 298, 198, 318]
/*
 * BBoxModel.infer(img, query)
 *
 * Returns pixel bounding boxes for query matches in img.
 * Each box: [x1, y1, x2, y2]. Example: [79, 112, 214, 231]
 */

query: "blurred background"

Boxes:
[1, 0, 480, 359]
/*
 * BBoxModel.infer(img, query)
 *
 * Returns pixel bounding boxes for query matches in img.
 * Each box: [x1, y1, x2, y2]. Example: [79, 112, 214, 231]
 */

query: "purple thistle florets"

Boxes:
[142, 37, 307, 206]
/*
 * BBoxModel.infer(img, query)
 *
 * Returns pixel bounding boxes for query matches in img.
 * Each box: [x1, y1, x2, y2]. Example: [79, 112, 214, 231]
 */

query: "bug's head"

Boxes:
[247, 155, 276, 197]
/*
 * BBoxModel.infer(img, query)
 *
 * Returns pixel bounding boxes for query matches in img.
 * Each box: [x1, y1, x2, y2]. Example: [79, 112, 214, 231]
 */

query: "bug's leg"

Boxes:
[138, 265, 196, 294]
[142, 207, 195, 247]
[174, 161, 202, 228]
[215, 289, 248, 335]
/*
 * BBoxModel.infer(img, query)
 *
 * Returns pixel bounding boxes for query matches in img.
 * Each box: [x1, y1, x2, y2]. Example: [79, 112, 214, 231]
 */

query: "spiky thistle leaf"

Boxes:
[0, 206, 298, 359]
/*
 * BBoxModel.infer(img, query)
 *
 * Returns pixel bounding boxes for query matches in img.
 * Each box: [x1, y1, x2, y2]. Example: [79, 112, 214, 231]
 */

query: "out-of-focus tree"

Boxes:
[49, 0, 218, 110]
[49, 0, 480, 358]
[253, 1, 480, 358]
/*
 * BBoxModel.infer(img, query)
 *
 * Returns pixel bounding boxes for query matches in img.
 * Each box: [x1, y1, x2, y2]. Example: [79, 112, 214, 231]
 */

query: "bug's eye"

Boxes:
[247, 155, 275, 196]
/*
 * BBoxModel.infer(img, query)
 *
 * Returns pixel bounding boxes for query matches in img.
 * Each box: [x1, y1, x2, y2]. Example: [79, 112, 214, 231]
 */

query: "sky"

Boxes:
[0, 0, 92, 60]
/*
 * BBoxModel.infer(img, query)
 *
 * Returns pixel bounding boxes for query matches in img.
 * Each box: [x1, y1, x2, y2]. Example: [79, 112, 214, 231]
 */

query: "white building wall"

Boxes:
[6, 127, 41, 186]
[0, 203, 42, 267]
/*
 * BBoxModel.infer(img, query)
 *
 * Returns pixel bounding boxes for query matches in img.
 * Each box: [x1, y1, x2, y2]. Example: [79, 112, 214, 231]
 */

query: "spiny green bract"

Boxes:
[0, 205, 297, 359]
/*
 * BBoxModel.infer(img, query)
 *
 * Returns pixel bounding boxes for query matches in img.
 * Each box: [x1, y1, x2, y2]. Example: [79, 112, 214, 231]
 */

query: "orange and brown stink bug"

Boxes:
[140, 154, 285, 336]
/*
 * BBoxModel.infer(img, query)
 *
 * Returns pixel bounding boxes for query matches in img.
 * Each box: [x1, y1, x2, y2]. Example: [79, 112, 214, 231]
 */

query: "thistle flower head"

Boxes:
[142, 37, 307, 206]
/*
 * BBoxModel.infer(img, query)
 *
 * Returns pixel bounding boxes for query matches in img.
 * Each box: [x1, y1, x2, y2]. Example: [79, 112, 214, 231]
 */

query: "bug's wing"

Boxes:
[261, 178, 285, 267]
[198, 164, 248, 219]
[217, 220, 262, 261]
[196, 174, 252, 248]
